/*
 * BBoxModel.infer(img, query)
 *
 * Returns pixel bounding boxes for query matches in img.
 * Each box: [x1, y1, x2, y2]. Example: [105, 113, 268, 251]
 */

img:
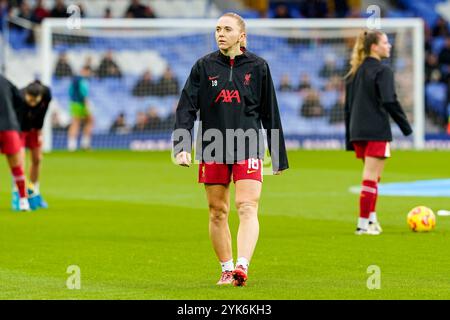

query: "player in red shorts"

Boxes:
[14, 80, 52, 210]
[345, 30, 412, 235]
[173, 13, 288, 286]
[0, 75, 30, 211]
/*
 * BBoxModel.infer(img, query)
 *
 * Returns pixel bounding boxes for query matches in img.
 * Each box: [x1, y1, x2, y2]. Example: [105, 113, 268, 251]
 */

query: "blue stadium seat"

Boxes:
[426, 82, 448, 117]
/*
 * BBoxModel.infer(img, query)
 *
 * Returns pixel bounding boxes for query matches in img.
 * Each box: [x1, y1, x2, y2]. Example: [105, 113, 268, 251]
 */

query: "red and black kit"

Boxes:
[174, 49, 289, 172]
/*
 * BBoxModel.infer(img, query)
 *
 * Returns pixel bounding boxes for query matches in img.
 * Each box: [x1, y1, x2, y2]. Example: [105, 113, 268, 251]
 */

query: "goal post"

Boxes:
[40, 18, 425, 151]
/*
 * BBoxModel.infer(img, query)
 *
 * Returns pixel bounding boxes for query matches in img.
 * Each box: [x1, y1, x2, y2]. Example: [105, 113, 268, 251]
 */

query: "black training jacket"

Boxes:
[173, 49, 289, 171]
[344, 57, 413, 150]
[0, 75, 22, 131]
[18, 83, 52, 131]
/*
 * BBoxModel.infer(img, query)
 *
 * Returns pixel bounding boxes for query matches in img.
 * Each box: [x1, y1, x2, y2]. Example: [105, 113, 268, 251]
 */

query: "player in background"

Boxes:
[345, 30, 412, 235]
[12, 80, 52, 210]
[67, 66, 93, 151]
[0, 75, 30, 211]
[173, 13, 288, 286]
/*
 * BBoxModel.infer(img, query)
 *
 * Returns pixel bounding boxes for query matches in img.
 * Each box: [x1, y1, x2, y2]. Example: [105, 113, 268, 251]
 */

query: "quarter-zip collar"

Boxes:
[217, 47, 248, 66]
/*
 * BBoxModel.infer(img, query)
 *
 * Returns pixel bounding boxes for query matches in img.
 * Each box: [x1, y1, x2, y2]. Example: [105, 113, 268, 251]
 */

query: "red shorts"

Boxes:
[199, 158, 263, 184]
[353, 141, 391, 159]
[0, 130, 22, 155]
[20, 130, 41, 149]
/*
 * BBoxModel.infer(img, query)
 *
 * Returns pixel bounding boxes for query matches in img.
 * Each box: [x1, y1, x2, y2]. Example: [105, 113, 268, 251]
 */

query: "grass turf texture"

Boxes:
[0, 150, 449, 299]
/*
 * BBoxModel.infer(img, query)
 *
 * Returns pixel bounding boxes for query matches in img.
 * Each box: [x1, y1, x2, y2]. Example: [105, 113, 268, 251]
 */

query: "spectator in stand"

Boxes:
[54, 53, 73, 78]
[31, 0, 49, 24]
[278, 74, 295, 92]
[438, 37, 450, 80]
[329, 0, 349, 18]
[125, 0, 155, 18]
[96, 51, 122, 79]
[104, 7, 112, 19]
[82, 55, 94, 75]
[50, 0, 68, 18]
[425, 53, 441, 83]
[17, 1, 32, 24]
[300, 88, 325, 118]
[156, 67, 179, 96]
[132, 70, 158, 96]
[319, 54, 344, 78]
[132, 111, 148, 132]
[297, 73, 312, 92]
[146, 107, 162, 131]
[110, 112, 129, 134]
[273, 4, 292, 18]
[299, 0, 328, 18]
[432, 16, 450, 38]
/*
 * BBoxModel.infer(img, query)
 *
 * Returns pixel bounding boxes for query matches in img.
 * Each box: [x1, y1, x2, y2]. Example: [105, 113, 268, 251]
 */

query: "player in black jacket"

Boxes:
[173, 13, 288, 286]
[14, 80, 52, 210]
[0, 75, 30, 211]
[345, 30, 412, 235]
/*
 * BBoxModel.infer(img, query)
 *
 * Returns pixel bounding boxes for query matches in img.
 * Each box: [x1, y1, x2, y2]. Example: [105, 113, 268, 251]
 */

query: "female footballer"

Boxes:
[173, 13, 288, 286]
[0, 75, 30, 211]
[345, 30, 413, 235]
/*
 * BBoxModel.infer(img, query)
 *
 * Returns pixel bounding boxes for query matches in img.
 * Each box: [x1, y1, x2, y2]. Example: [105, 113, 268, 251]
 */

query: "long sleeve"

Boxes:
[376, 67, 413, 136]
[260, 63, 289, 172]
[173, 61, 201, 153]
[344, 80, 354, 150]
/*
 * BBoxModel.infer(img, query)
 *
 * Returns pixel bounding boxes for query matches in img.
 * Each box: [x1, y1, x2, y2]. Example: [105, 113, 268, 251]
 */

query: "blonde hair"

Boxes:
[221, 12, 247, 48]
[346, 30, 384, 78]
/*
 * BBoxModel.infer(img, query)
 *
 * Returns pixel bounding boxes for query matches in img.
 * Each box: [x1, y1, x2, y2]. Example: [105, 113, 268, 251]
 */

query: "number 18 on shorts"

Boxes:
[198, 158, 263, 184]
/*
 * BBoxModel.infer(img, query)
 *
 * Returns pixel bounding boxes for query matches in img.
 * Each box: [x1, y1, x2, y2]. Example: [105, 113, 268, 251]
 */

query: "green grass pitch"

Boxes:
[0, 150, 449, 299]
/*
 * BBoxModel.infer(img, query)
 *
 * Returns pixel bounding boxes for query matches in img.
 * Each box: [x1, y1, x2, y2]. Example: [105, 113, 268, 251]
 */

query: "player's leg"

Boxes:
[68, 117, 81, 151]
[28, 145, 48, 209]
[230, 159, 263, 286]
[2, 131, 29, 211]
[11, 141, 27, 211]
[367, 157, 385, 232]
[356, 156, 385, 235]
[29, 146, 42, 186]
[6, 152, 29, 212]
[235, 180, 261, 263]
[81, 113, 94, 150]
[205, 183, 233, 285]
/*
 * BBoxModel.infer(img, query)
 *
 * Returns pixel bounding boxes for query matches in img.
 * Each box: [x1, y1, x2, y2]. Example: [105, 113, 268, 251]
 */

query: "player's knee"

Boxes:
[32, 154, 42, 166]
[236, 199, 258, 218]
[209, 202, 229, 222]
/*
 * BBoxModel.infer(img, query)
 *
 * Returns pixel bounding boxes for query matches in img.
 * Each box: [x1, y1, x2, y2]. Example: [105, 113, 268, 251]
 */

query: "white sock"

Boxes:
[220, 259, 234, 272]
[236, 257, 249, 270]
[68, 138, 77, 151]
[358, 217, 369, 230]
[31, 182, 40, 195]
[81, 135, 91, 149]
[369, 212, 378, 224]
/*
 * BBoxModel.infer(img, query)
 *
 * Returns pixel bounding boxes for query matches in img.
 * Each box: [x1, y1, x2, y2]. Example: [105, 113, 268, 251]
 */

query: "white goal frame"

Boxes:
[41, 18, 425, 151]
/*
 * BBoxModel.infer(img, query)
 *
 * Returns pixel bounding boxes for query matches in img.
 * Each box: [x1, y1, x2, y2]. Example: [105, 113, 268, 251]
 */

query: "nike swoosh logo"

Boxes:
[247, 170, 257, 174]
[208, 76, 219, 80]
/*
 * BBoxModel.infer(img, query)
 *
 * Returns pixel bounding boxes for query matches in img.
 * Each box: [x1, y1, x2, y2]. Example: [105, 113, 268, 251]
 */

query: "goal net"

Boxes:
[39, 18, 424, 151]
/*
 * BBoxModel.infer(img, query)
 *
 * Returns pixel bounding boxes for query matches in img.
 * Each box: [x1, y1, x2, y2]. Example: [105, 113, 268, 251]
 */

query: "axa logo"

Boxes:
[215, 89, 241, 103]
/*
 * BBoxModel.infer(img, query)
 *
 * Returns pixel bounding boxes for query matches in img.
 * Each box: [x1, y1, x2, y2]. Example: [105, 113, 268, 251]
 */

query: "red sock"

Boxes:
[11, 166, 26, 198]
[360, 180, 377, 219]
[371, 178, 379, 213]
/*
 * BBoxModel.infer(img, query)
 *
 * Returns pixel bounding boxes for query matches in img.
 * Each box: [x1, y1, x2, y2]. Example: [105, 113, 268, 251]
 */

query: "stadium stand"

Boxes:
[1, 0, 449, 149]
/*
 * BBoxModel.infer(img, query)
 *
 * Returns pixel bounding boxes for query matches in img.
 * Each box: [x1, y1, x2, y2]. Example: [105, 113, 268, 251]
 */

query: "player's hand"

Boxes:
[176, 151, 191, 167]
